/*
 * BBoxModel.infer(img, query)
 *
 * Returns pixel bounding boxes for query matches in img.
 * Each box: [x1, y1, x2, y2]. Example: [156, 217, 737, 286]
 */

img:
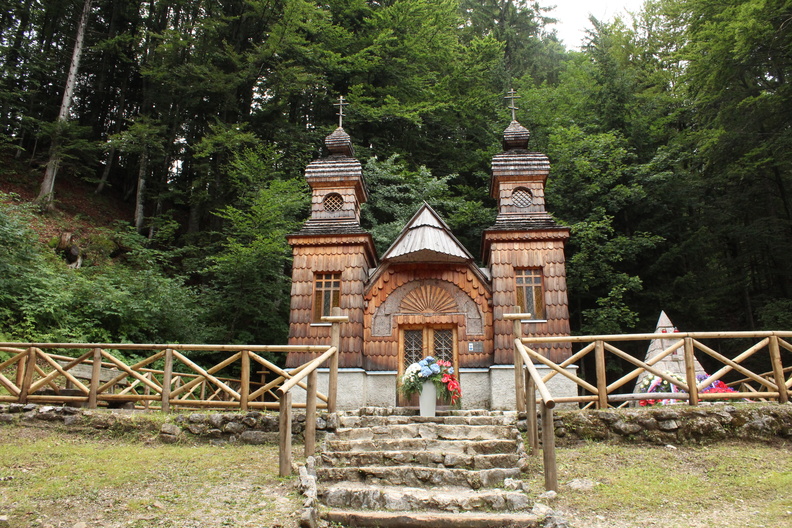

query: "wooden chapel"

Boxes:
[285, 107, 573, 410]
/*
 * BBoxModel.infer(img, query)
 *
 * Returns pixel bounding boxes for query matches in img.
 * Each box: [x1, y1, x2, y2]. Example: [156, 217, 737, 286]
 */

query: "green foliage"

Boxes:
[0, 194, 207, 344]
[361, 155, 494, 256]
[1, 0, 791, 352]
[201, 146, 309, 345]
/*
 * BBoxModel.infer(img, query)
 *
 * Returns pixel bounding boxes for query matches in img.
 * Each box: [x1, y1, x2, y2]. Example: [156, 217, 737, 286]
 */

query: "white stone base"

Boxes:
[289, 365, 579, 410]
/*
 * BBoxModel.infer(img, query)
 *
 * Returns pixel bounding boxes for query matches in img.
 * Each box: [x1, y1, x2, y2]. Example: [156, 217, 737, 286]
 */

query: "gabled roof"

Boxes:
[380, 203, 475, 264]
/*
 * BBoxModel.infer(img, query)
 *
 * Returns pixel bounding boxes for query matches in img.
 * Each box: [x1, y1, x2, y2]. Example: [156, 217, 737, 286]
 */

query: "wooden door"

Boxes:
[398, 326, 458, 406]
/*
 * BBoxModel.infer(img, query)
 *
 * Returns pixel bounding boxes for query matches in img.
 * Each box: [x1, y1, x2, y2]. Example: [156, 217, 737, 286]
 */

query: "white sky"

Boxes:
[546, 0, 647, 49]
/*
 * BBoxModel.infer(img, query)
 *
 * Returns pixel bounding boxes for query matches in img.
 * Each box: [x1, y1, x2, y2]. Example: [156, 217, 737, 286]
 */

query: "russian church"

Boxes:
[285, 102, 574, 409]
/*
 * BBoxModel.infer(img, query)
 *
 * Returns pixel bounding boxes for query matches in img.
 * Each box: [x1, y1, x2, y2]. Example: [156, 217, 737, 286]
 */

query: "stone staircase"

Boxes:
[299, 408, 557, 528]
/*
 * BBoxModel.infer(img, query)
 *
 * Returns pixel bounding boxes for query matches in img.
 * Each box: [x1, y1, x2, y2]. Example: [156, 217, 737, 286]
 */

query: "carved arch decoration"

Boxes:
[371, 279, 484, 337]
[400, 285, 458, 314]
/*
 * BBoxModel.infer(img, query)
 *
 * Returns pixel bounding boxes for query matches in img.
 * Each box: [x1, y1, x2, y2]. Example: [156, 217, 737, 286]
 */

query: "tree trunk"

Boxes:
[36, 0, 92, 209]
[134, 152, 148, 233]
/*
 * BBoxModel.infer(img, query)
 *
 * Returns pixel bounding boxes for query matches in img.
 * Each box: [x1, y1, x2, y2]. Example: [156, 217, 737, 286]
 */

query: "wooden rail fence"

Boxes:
[517, 331, 792, 408]
[0, 312, 348, 477]
[508, 314, 792, 491]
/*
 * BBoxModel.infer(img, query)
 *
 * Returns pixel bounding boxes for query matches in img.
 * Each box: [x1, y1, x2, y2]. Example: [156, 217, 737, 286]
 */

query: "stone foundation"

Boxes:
[548, 404, 792, 445]
[2, 403, 790, 446]
[289, 365, 579, 410]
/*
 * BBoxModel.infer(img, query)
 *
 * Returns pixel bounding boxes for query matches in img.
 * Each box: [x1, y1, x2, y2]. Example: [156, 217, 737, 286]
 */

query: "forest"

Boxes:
[0, 0, 791, 350]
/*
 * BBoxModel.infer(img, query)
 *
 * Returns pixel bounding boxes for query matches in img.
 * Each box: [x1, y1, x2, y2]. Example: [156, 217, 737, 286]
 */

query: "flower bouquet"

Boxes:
[697, 374, 738, 401]
[636, 371, 686, 406]
[399, 356, 461, 407]
[637, 371, 739, 406]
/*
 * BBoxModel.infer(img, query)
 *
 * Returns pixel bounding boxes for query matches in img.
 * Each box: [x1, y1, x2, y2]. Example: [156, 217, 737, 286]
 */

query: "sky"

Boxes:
[546, 0, 647, 49]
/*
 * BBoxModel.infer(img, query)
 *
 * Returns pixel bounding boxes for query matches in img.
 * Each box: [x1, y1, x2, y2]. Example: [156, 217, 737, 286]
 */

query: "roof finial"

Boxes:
[502, 88, 530, 150]
[334, 95, 349, 128]
[505, 88, 520, 122]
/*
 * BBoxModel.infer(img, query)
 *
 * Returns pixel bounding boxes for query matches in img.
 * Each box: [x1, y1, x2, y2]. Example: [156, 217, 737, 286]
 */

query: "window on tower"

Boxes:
[515, 268, 545, 320]
[313, 272, 341, 323]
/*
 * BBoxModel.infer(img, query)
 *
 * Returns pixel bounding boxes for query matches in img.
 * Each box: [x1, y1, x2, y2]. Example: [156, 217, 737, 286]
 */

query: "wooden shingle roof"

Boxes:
[380, 204, 474, 264]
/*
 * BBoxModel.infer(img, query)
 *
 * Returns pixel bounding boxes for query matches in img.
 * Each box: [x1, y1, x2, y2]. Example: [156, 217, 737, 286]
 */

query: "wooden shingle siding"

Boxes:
[363, 262, 493, 371]
[486, 237, 572, 363]
[286, 235, 375, 368]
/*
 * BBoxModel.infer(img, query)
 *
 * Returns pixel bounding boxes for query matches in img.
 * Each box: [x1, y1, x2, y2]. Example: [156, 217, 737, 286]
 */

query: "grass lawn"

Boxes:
[0, 423, 302, 527]
[524, 441, 792, 528]
[1, 419, 790, 528]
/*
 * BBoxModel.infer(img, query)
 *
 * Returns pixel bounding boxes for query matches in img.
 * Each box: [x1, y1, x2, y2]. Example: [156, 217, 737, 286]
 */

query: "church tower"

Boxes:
[481, 106, 572, 363]
[285, 116, 377, 369]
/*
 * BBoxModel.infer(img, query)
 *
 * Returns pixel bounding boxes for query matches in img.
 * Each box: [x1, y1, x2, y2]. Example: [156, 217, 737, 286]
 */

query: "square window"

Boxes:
[515, 268, 545, 319]
[313, 272, 341, 323]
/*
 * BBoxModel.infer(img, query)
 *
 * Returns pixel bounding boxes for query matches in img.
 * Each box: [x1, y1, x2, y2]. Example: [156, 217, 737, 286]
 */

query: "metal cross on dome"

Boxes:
[334, 95, 349, 127]
[505, 88, 520, 121]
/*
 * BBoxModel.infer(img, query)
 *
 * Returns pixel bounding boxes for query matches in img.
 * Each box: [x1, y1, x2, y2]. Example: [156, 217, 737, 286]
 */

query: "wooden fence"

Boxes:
[506, 312, 557, 492]
[509, 321, 792, 491]
[0, 311, 348, 477]
[517, 331, 792, 408]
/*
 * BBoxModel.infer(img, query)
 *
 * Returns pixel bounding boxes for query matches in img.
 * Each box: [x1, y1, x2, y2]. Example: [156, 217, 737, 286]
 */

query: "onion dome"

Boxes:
[502, 120, 530, 150]
[325, 126, 354, 157]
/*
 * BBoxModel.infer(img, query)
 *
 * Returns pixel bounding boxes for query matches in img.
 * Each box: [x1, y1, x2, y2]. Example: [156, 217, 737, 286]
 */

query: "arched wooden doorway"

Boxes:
[397, 324, 459, 407]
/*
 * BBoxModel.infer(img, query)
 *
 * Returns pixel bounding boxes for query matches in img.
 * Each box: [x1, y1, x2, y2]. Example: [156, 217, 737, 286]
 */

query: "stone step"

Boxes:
[319, 483, 531, 512]
[319, 450, 521, 470]
[345, 407, 516, 418]
[316, 465, 523, 488]
[330, 423, 518, 442]
[338, 414, 516, 428]
[322, 510, 542, 528]
[324, 437, 520, 455]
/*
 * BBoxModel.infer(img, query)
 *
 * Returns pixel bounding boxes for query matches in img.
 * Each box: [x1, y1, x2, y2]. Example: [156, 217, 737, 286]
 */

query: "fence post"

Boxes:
[684, 338, 699, 406]
[328, 306, 341, 414]
[512, 309, 526, 413]
[279, 390, 293, 477]
[769, 335, 789, 404]
[88, 347, 102, 409]
[541, 401, 557, 491]
[15, 352, 25, 390]
[144, 372, 151, 410]
[305, 369, 318, 457]
[594, 340, 608, 409]
[526, 375, 539, 455]
[18, 347, 38, 404]
[161, 348, 173, 413]
[240, 350, 251, 411]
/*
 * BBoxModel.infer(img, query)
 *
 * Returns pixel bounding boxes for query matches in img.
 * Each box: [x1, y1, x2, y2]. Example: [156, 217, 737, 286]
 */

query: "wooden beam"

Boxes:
[684, 338, 699, 406]
[18, 348, 38, 404]
[171, 351, 241, 401]
[328, 306, 343, 413]
[512, 311, 526, 413]
[694, 339, 776, 391]
[526, 375, 538, 455]
[603, 342, 689, 393]
[88, 348, 102, 409]
[305, 369, 318, 457]
[279, 347, 337, 395]
[606, 339, 684, 392]
[594, 340, 607, 409]
[769, 336, 789, 404]
[279, 391, 293, 477]
[169, 352, 242, 398]
[541, 402, 557, 492]
[161, 348, 173, 413]
[241, 350, 251, 411]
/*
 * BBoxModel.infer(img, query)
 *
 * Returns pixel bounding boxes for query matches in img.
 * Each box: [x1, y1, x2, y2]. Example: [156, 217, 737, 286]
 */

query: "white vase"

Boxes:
[419, 380, 436, 417]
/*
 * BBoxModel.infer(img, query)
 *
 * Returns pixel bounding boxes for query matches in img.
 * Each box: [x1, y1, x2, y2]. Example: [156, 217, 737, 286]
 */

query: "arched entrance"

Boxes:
[393, 284, 462, 406]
